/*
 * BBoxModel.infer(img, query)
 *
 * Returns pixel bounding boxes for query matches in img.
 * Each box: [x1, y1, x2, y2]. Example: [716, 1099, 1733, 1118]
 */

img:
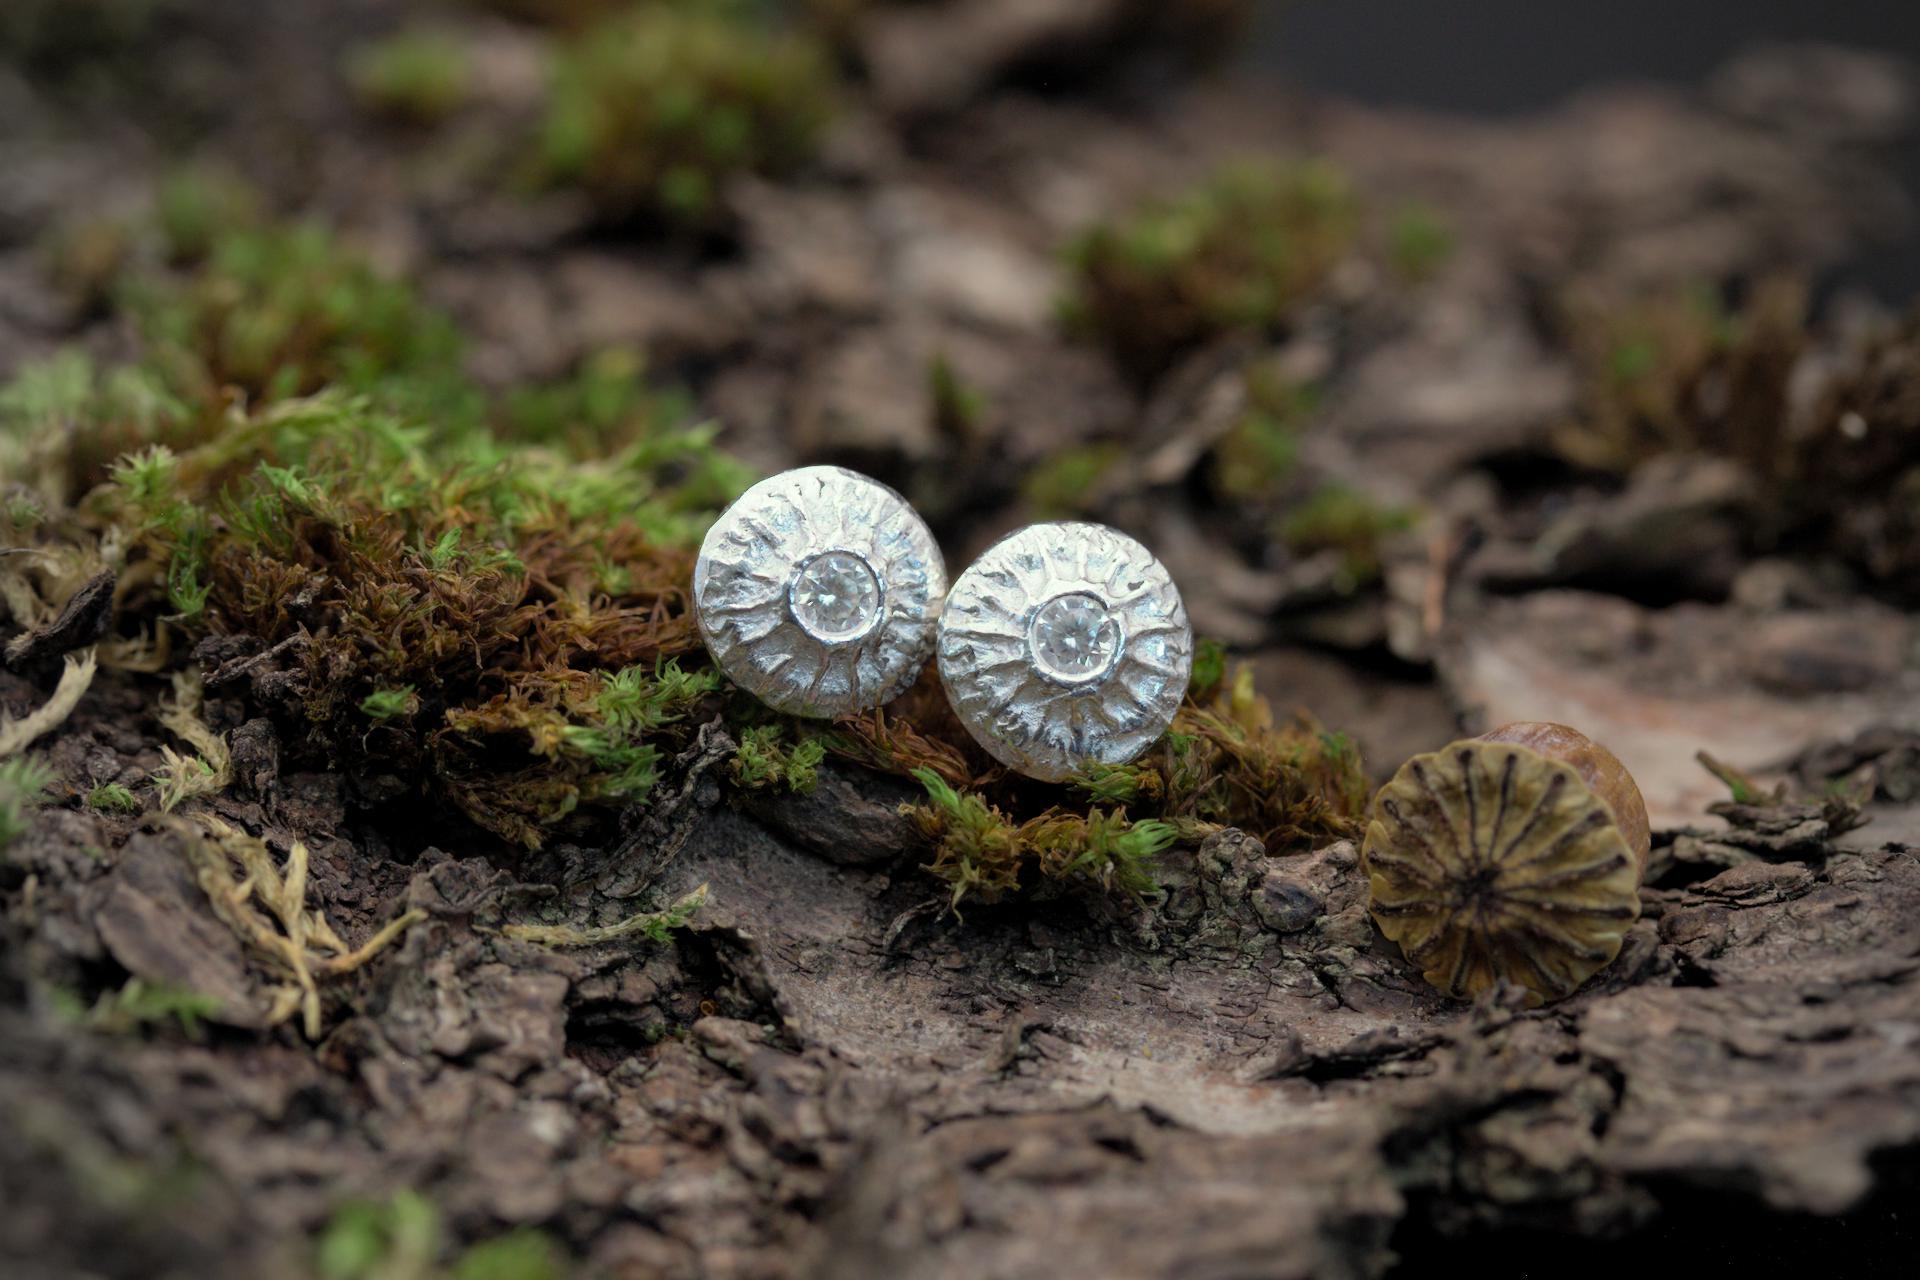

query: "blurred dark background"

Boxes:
[1255, 0, 1920, 297]
[1255, 0, 1920, 113]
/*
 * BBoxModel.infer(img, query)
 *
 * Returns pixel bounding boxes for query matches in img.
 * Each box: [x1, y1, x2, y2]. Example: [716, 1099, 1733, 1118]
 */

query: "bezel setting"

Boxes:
[694, 466, 945, 718]
[938, 521, 1192, 781]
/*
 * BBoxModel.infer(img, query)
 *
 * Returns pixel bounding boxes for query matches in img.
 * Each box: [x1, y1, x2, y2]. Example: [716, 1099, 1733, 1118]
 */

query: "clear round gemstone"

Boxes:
[1028, 592, 1122, 683]
[789, 550, 882, 641]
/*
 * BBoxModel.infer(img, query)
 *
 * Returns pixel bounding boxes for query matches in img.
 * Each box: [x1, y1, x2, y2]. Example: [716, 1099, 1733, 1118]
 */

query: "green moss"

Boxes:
[1278, 484, 1413, 589]
[910, 766, 1178, 909]
[505, 883, 706, 947]
[123, 223, 471, 413]
[317, 1189, 441, 1280]
[1556, 278, 1805, 478]
[452, 1230, 566, 1280]
[11, 300, 746, 847]
[538, 3, 836, 226]
[1066, 760, 1163, 808]
[79, 978, 222, 1037]
[8, 169, 1393, 915]
[1163, 667, 1369, 852]
[109, 445, 211, 615]
[0, 756, 56, 846]
[1187, 636, 1227, 701]
[883, 660, 1366, 911]
[1385, 199, 1454, 283]
[359, 687, 420, 721]
[85, 782, 141, 814]
[1211, 362, 1314, 501]
[906, 768, 1022, 906]
[347, 28, 475, 125]
[1022, 443, 1124, 518]
[0, 352, 188, 512]
[731, 724, 826, 793]
[43, 216, 135, 312]
[154, 166, 265, 265]
[928, 354, 987, 438]
[1062, 160, 1360, 382]
[538, 659, 721, 804]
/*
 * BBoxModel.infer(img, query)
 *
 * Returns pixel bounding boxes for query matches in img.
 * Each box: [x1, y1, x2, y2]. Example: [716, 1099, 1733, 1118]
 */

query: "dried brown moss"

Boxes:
[5, 204, 1375, 899]
[1556, 279, 1920, 598]
[1800, 306, 1920, 597]
[1061, 161, 1361, 384]
[1554, 277, 1806, 479]
[895, 662, 1369, 909]
[2, 221, 747, 850]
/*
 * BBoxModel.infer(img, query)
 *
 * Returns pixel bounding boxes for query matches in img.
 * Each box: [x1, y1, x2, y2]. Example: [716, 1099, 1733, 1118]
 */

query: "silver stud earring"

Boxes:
[938, 521, 1192, 781]
[695, 466, 946, 717]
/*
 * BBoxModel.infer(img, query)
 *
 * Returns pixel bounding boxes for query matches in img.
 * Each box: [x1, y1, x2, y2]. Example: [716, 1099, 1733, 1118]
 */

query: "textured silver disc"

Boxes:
[695, 466, 946, 718]
[938, 521, 1192, 781]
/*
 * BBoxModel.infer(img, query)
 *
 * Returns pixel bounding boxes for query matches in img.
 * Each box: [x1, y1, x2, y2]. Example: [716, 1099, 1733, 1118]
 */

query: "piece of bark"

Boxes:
[88, 832, 270, 1029]
[1437, 590, 1920, 827]
[3, 570, 113, 669]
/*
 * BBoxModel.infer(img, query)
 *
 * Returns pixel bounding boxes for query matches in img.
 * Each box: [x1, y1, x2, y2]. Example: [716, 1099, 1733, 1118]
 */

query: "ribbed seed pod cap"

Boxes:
[1362, 723, 1649, 1006]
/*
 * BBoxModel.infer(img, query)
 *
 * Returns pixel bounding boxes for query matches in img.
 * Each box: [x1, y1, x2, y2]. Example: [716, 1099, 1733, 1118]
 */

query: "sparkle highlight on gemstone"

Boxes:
[788, 549, 883, 642]
[1027, 592, 1122, 683]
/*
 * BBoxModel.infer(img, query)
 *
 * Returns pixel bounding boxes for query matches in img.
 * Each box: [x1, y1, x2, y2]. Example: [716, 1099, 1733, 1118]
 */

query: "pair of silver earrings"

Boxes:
[693, 466, 1193, 782]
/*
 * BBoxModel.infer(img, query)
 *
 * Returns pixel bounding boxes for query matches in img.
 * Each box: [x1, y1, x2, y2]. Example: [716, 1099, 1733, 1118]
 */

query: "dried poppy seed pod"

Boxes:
[1362, 722, 1651, 1006]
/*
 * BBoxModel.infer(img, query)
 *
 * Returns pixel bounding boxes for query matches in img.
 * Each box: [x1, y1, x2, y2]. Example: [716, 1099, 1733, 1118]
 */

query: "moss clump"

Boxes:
[154, 166, 266, 265]
[538, 4, 836, 226]
[1279, 483, 1414, 590]
[317, 1188, 566, 1280]
[85, 782, 142, 814]
[911, 768, 1177, 909]
[445, 661, 720, 841]
[1799, 307, 1920, 597]
[928, 354, 987, 439]
[0, 351, 188, 519]
[1385, 199, 1455, 283]
[1186, 636, 1227, 701]
[452, 1230, 566, 1280]
[1162, 666, 1369, 852]
[5, 221, 750, 850]
[75, 978, 223, 1037]
[1555, 277, 1806, 478]
[124, 223, 471, 412]
[0, 756, 56, 846]
[1061, 160, 1360, 382]
[896, 663, 1366, 909]
[151, 408, 730, 845]
[346, 28, 475, 125]
[181, 815, 422, 1037]
[1210, 362, 1313, 502]
[1022, 444, 1124, 518]
[504, 883, 706, 948]
[1555, 279, 1920, 598]
[730, 724, 825, 793]
[359, 687, 420, 721]
[43, 217, 135, 314]
[318, 1190, 440, 1280]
